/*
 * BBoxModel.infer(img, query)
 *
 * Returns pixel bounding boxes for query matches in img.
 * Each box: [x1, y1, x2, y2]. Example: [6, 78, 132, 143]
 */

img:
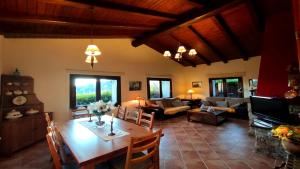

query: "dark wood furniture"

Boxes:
[187, 108, 227, 126]
[56, 115, 158, 169]
[0, 75, 48, 156]
[181, 98, 202, 108]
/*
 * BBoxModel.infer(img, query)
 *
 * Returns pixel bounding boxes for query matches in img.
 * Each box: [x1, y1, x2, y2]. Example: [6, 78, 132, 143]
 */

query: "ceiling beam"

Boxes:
[169, 34, 211, 65]
[0, 16, 156, 31]
[132, 0, 244, 47]
[67, 0, 177, 19]
[189, 26, 228, 63]
[189, 0, 213, 7]
[214, 14, 249, 60]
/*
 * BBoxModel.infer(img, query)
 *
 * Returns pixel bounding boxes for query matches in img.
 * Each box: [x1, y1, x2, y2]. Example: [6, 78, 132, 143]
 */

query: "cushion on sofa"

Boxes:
[202, 100, 215, 106]
[206, 97, 225, 103]
[172, 98, 184, 107]
[215, 101, 228, 107]
[164, 106, 190, 115]
[225, 98, 245, 107]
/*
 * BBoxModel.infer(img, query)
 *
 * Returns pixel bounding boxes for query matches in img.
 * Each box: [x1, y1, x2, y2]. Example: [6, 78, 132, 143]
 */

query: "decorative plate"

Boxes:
[13, 90, 23, 95]
[12, 96, 27, 105]
[5, 114, 23, 120]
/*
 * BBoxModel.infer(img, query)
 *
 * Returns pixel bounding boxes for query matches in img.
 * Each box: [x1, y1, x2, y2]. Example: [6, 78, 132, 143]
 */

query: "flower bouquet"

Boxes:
[88, 100, 115, 126]
[272, 125, 300, 154]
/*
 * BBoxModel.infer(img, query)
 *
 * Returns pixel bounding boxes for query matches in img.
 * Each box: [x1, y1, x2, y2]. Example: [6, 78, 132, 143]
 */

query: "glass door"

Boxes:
[209, 77, 243, 98]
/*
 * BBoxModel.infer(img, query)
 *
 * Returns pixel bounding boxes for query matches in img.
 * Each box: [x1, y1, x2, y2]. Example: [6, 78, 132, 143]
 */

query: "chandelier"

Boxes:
[85, 7, 101, 69]
[163, 45, 197, 61]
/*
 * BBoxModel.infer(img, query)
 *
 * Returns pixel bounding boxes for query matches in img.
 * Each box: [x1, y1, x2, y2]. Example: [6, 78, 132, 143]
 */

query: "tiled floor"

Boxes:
[0, 116, 282, 169]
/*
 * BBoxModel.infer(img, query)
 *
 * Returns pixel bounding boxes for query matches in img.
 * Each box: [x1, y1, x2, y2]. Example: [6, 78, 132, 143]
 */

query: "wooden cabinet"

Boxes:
[0, 75, 47, 156]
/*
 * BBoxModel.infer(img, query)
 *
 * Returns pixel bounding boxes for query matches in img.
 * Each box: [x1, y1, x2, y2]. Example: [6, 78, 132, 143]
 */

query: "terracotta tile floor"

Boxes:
[0, 116, 282, 169]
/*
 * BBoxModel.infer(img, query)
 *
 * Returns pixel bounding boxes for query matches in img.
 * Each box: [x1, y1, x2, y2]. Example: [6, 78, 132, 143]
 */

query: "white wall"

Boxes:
[179, 56, 261, 99]
[2, 38, 185, 122]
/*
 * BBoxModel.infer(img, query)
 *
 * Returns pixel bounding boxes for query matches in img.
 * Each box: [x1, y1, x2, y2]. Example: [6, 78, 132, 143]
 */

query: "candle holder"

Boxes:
[108, 120, 115, 136]
[88, 112, 92, 122]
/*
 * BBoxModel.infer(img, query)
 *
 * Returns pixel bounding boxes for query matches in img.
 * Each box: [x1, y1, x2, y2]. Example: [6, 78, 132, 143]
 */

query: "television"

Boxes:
[250, 96, 290, 124]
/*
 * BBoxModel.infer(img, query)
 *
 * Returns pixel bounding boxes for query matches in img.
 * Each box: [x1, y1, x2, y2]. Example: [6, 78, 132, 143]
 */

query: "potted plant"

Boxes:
[272, 125, 300, 155]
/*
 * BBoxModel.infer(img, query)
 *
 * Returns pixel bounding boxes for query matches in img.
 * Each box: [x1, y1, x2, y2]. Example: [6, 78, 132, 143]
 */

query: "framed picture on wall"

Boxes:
[249, 79, 258, 89]
[192, 81, 202, 88]
[129, 81, 142, 91]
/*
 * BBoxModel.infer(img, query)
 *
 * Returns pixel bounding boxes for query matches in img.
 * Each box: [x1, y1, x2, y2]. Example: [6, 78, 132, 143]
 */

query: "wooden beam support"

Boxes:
[189, 25, 228, 63]
[189, 0, 213, 7]
[214, 14, 249, 60]
[0, 16, 156, 31]
[67, 0, 177, 19]
[132, 0, 244, 47]
[169, 34, 211, 65]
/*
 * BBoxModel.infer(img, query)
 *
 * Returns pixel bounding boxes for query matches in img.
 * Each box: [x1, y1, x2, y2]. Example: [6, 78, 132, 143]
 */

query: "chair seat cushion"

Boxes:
[109, 152, 152, 169]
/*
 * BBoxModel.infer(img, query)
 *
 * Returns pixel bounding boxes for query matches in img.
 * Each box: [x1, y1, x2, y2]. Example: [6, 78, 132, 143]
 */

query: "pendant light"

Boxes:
[85, 6, 101, 69]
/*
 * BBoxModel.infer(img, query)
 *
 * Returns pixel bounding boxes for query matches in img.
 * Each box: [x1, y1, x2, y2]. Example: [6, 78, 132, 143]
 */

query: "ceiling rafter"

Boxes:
[188, 25, 228, 63]
[131, 0, 244, 47]
[0, 16, 156, 31]
[67, 0, 177, 19]
[169, 34, 211, 65]
[214, 14, 249, 60]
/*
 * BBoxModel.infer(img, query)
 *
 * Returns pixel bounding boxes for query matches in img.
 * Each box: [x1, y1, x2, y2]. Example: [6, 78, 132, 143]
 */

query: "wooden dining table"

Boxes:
[56, 115, 156, 169]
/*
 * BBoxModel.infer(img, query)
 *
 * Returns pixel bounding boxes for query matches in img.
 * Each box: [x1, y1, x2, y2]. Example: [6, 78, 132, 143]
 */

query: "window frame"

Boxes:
[70, 74, 121, 108]
[209, 77, 244, 98]
[146, 77, 172, 99]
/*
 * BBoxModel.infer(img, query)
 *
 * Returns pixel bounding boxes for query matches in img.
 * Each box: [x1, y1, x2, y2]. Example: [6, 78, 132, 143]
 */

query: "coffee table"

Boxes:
[187, 108, 227, 125]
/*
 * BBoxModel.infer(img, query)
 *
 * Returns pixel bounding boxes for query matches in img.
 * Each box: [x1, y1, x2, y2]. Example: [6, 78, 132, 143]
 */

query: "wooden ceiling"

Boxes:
[0, 0, 267, 66]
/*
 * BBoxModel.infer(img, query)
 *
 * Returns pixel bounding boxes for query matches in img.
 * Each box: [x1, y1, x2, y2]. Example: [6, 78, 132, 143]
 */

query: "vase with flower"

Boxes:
[88, 100, 114, 127]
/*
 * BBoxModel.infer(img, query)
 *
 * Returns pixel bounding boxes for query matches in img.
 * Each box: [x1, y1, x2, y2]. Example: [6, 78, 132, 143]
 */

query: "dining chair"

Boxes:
[71, 107, 90, 119]
[138, 111, 155, 130]
[116, 105, 127, 120]
[46, 126, 109, 169]
[45, 112, 52, 126]
[109, 129, 162, 169]
[125, 110, 140, 124]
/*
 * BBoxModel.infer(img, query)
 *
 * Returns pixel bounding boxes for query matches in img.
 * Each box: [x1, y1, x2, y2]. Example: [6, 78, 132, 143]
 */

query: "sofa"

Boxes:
[202, 97, 250, 119]
[142, 98, 190, 119]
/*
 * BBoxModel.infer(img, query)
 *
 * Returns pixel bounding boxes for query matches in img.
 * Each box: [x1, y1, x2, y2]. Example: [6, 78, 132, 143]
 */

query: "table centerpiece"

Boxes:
[87, 100, 115, 127]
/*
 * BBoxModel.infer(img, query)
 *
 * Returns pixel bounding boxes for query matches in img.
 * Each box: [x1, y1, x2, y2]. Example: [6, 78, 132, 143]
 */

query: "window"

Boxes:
[70, 74, 121, 108]
[209, 77, 243, 98]
[147, 78, 172, 99]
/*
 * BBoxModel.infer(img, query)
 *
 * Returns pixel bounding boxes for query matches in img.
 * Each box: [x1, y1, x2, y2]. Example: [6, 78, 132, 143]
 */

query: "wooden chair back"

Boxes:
[125, 129, 162, 169]
[138, 111, 155, 130]
[46, 132, 62, 169]
[45, 112, 52, 126]
[125, 110, 140, 124]
[116, 105, 127, 120]
[71, 107, 89, 119]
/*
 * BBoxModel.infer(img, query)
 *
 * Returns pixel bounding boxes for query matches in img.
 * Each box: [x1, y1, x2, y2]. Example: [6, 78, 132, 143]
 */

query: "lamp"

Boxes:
[177, 46, 186, 53]
[188, 49, 197, 56]
[187, 89, 195, 99]
[85, 7, 101, 69]
[163, 51, 171, 57]
[85, 45, 101, 56]
[163, 45, 196, 61]
[136, 96, 144, 109]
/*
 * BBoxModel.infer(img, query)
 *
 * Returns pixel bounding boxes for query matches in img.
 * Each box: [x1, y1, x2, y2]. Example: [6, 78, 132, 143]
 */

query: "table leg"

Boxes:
[187, 112, 190, 121]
